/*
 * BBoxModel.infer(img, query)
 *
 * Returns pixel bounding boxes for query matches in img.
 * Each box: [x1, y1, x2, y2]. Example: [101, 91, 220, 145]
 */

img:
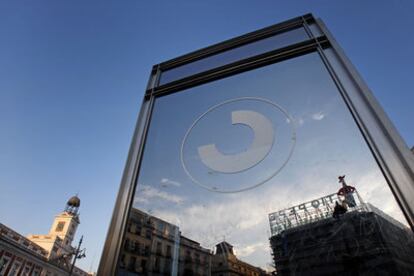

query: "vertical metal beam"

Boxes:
[97, 94, 156, 275]
[315, 18, 414, 228]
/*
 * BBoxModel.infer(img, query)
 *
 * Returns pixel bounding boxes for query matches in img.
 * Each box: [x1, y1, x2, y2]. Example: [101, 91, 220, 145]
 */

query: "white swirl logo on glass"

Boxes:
[181, 97, 296, 193]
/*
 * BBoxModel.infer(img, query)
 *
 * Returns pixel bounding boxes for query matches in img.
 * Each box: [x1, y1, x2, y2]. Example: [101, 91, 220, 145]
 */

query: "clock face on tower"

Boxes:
[55, 221, 65, 232]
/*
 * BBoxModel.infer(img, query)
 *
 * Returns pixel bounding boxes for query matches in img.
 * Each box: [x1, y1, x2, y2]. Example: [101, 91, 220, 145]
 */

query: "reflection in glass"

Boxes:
[118, 208, 268, 276]
[159, 27, 308, 85]
[269, 178, 414, 274]
[308, 23, 323, 38]
[118, 208, 211, 275]
[119, 52, 414, 275]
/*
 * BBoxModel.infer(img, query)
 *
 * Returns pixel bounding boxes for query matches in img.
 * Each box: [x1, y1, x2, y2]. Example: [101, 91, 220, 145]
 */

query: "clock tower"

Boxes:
[28, 195, 81, 263]
[49, 195, 81, 249]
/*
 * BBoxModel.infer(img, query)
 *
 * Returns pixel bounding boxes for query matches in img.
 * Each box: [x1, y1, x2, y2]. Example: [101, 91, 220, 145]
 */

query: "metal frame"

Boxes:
[315, 19, 414, 228]
[98, 14, 414, 275]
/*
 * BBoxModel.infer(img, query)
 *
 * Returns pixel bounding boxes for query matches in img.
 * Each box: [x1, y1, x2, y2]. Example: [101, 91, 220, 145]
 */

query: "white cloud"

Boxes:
[160, 178, 182, 187]
[312, 112, 325, 121]
[234, 242, 267, 258]
[133, 197, 148, 204]
[353, 170, 407, 225]
[294, 117, 304, 126]
[153, 196, 269, 250]
[137, 185, 184, 204]
[287, 116, 304, 127]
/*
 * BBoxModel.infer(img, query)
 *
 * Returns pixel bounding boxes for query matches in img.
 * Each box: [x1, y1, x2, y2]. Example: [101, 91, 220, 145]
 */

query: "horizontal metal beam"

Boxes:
[158, 13, 314, 71]
[149, 36, 329, 97]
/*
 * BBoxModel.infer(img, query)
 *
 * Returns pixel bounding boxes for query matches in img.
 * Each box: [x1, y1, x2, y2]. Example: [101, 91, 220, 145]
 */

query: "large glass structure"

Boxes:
[98, 14, 414, 275]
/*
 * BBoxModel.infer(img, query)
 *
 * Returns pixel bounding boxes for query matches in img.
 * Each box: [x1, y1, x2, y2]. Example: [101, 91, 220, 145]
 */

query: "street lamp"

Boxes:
[69, 235, 86, 276]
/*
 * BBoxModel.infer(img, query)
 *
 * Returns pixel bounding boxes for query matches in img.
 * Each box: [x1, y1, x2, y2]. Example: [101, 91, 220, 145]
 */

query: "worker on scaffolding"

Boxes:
[333, 200, 348, 219]
[337, 175, 357, 207]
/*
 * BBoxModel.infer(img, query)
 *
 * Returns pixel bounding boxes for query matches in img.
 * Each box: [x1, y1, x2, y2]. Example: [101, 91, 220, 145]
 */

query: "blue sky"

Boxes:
[0, 0, 413, 272]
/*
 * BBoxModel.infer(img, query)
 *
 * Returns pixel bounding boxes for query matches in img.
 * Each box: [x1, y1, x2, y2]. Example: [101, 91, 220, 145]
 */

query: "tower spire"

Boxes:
[65, 195, 81, 215]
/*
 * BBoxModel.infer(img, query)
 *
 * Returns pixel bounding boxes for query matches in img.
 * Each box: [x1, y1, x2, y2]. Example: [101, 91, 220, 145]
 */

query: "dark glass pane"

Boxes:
[118, 52, 414, 275]
[159, 27, 309, 85]
[308, 23, 323, 37]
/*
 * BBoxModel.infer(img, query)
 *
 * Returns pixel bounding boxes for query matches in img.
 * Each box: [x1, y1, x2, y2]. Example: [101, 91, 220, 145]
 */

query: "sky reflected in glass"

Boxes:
[124, 52, 410, 273]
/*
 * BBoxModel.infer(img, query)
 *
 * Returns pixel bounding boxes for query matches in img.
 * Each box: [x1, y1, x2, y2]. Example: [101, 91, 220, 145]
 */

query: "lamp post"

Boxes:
[69, 235, 86, 276]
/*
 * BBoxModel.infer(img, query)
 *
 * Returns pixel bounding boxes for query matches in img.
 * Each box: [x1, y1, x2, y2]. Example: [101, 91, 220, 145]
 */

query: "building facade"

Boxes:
[118, 209, 267, 276]
[269, 195, 414, 274]
[0, 196, 90, 276]
[177, 236, 211, 276]
[118, 208, 211, 276]
[211, 242, 267, 276]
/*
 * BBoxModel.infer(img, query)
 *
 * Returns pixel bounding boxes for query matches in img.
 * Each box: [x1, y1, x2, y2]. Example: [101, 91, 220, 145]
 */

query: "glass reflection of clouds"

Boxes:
[130, 52, 410, 271]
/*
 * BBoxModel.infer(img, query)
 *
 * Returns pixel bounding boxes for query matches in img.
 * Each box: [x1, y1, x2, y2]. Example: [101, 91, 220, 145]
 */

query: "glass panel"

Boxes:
[118, 52, 414, 275]
[159, 27, 309, 85]
[308, 23, 323, 37]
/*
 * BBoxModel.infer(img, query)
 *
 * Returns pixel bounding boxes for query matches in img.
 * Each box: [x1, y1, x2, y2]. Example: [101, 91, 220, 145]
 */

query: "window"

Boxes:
[55, 221, 65, 232]
[124, 239, 129, 250]
[185, 250, 192, 263]
[156, 241, 162, 255]
[134, 241, 140, 253]
[8, 261, 22, 276]
[128, 256, 136, 271]
[154, 257, 160, 272]
[22, 264, 31, 276]
[141, 259, 147, 272]
[31, 268, 41, 276]
[164, 259, 172, 272]
[157, 221, 165, 232]
[0, 256, 11, 275]
[120, 254, 125, 268]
